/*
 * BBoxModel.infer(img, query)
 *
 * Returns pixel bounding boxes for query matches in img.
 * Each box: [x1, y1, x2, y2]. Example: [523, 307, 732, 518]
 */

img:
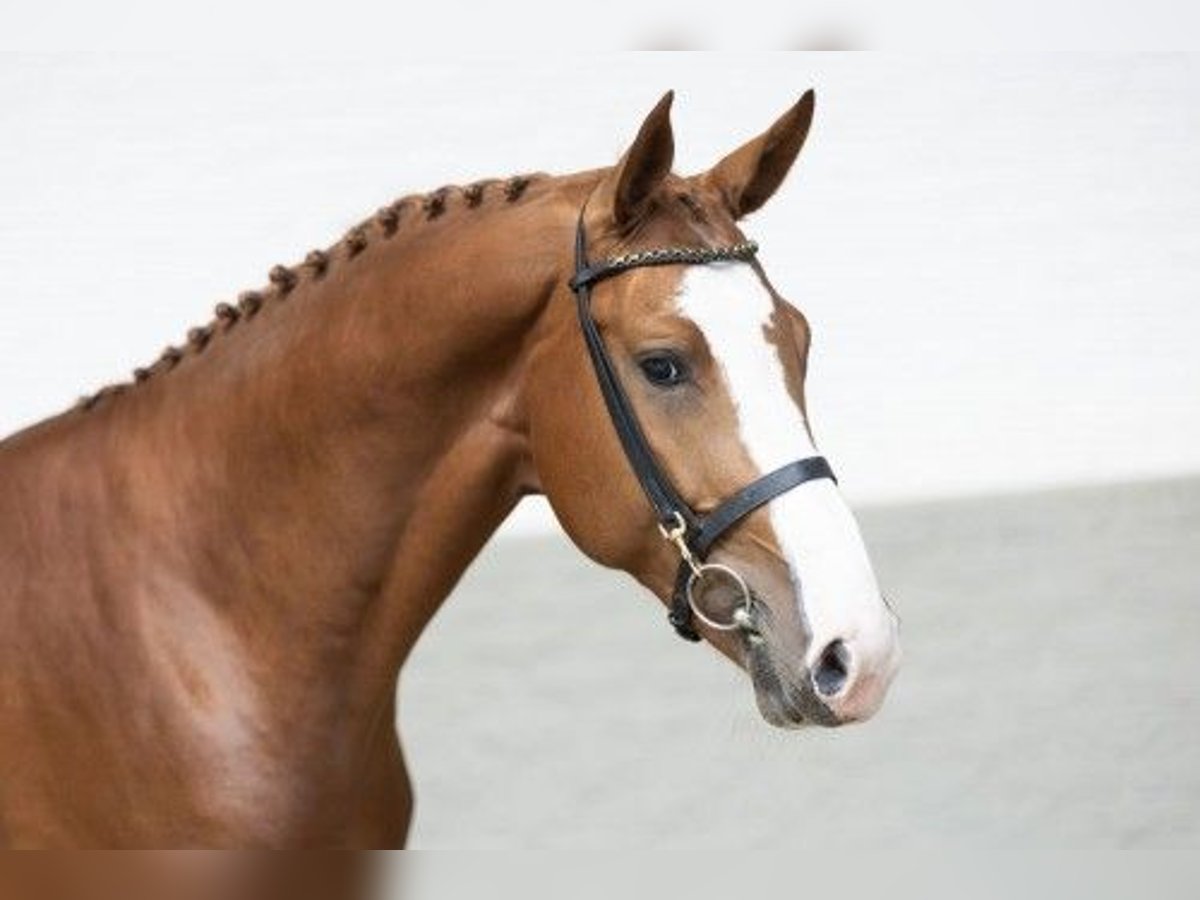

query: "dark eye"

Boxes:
[638, 353, 689, 387]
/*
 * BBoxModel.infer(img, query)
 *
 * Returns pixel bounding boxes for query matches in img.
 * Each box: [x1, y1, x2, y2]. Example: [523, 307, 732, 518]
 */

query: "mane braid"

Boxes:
[302, 251, 329, 277]
[269, 265, 298, 292]
[238, 291, 264, 315]
[74, 172, 546, 412]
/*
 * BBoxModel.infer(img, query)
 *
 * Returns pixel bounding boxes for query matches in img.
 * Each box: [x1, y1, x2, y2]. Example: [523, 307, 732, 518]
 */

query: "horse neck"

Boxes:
[72, 180, 577, 696]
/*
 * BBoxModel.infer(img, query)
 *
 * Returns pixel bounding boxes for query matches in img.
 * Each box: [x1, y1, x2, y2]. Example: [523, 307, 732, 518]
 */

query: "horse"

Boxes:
[0, 90, 900, 847]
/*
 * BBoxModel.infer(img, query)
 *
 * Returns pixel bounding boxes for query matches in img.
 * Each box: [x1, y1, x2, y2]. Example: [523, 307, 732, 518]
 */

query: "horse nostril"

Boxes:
[812, 639, 851, 698]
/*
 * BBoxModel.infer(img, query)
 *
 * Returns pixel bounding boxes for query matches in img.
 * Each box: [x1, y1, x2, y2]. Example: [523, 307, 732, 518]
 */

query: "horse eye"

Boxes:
[639, 353, 689, 387]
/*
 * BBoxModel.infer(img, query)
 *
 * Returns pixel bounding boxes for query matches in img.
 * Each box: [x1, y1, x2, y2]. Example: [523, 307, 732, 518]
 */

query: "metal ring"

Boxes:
[684, 563, 753, 632]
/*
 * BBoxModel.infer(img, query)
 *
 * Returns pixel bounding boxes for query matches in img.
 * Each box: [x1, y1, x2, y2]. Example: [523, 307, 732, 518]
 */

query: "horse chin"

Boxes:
[753, 690, 810, 730]
[743, 639, 835, 730]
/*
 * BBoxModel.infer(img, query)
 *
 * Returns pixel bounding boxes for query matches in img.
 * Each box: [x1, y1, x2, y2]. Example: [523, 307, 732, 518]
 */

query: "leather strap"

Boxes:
[570, 240, 759, 293]
[573, 220, 696, 532]
[691, 457, 836, 558]
[570, 215, 836, 642]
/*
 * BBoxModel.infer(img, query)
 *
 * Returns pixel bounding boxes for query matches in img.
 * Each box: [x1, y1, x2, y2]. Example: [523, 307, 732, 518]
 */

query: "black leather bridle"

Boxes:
[569, 213, 837, 642]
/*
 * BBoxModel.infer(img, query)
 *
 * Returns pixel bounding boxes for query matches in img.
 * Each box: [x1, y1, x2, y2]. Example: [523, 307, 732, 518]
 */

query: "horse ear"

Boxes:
[595, 91, 675, 228]
[701, 90, 815, 219]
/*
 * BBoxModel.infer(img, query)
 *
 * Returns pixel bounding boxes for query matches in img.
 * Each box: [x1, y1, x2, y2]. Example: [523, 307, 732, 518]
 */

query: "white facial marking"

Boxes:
[674, 265, 898, 691]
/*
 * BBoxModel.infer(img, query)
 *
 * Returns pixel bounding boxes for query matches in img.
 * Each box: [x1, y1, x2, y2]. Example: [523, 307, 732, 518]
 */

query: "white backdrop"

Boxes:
[2, 54, 1197, 536]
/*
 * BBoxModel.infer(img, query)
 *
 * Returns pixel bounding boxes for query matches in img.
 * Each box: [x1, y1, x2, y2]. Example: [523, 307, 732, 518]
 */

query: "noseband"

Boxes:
[569, 214, 837, 642]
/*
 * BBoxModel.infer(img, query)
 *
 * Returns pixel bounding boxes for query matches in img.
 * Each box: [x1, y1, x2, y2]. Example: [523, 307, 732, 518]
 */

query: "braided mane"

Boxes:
[77, 174, 543, 411]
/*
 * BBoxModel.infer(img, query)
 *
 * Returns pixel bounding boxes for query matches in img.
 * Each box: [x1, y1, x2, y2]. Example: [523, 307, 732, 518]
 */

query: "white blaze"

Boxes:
[675, 265, 897, 674]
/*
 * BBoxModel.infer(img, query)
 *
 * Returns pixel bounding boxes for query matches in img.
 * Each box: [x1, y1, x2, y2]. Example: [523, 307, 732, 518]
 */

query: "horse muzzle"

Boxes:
[740, 594, 901, 729]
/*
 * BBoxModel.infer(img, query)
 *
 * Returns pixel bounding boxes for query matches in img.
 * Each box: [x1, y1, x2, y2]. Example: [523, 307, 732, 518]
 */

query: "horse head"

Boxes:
[526, 92, 901, 727]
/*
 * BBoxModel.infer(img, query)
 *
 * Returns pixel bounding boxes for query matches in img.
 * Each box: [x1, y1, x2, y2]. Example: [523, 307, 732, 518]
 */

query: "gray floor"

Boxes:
[401, 477, 1200, 848]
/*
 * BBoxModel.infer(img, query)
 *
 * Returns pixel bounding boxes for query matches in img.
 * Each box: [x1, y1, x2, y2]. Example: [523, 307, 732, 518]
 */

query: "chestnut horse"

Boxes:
[0, 91, 899, 847]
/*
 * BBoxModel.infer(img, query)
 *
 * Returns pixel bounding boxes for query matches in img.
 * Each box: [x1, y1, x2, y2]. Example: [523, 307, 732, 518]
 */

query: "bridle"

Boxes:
[569, 211, 837, 642]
